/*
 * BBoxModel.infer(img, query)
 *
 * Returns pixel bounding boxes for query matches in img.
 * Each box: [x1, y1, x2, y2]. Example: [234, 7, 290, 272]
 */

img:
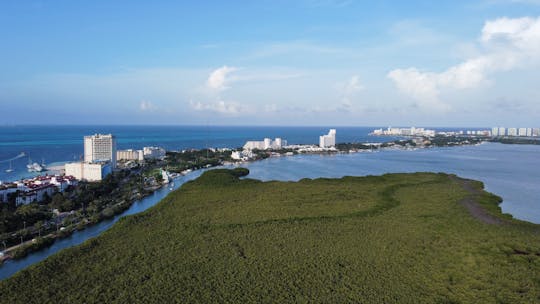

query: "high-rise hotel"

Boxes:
[65, 134, 116, 181]
[84, 134, 117, 168]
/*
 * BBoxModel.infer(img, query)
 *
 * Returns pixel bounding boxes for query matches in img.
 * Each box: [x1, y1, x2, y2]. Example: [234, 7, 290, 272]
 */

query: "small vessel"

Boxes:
[5, 161, 14, 173]
[27, 158, 44, 172]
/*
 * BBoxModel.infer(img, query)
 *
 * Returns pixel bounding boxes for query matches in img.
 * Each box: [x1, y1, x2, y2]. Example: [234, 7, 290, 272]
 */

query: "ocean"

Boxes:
[0, 125, 480, 182]
[0, 125, 390, 181]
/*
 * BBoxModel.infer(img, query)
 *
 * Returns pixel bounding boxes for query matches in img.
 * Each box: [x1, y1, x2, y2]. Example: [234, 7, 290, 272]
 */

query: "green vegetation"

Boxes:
[490, 137, 540, 145]
[0, 169, 152, 252]
[427, 135, 483, 147]
[164, 149, 233, 172]
[1, 169, 539, 303]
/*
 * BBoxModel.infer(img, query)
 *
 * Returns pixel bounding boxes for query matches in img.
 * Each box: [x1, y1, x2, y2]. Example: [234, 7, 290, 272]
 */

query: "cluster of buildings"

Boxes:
[373, 126, 540, 138]
[371, 127, 436, 137]
[64, 134, 167, 182]
[65, 134, 116, 182]
[0, 175, 78, 205]
[491, 127, 540, 137]
[233, 137, 287, 161]
[116, 146, 166, 162]
[233, 129, 338, 161]
[243, 138, 287, 151]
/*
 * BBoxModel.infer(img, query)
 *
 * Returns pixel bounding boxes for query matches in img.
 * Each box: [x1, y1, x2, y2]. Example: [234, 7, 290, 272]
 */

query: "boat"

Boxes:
[5, 161, 14, 173]
[27, 158, 44, 172]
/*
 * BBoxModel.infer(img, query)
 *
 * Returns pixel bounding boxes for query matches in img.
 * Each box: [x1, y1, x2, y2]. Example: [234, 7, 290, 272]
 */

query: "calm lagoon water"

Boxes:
[244, 142, 540, 224]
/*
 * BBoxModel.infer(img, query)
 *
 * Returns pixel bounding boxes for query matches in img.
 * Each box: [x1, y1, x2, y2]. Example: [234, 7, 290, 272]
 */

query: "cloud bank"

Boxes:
[388, 16, 540, 112]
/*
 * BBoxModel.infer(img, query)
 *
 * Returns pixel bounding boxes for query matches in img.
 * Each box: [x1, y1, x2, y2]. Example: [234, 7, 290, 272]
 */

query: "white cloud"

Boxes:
[189, 99, 246, 114]
[388, 16, 540, 112]
[206, 66, 237, 91]
[139, 100, 156, 111]
[335, 75, 364, 109]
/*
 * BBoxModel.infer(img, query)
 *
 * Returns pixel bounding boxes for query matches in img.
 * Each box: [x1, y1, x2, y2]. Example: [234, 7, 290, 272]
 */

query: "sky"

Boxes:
[1, 0, 540, 127]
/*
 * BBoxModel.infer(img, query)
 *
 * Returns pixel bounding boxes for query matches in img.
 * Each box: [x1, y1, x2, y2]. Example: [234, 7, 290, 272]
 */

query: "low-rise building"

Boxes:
[65, 162, 112, 182]
[143, 147, 166, 160]
[117, 149, 144, 161]
[1, 175, 78, 205]
[243, 138, 287, 150]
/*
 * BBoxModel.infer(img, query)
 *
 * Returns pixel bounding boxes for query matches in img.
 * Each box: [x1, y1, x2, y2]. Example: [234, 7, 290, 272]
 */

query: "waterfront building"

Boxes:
[518, 128, 527, 137]
[65, 162, 112, 182]
[533, 128, 540, 137]
[231, 151, 242, 160]
[117, 149, 144, 161]
[84, 134, 117, 168]
[507, 128, 518, 136]
[319, 129, 337, 148]
[526, 128, 533, 137]
[499, 127, 506, 136]
[243, 138, 287, 150]
[371, 127, 435, 137]
[491, 127, 499, 137]
[0, 175, 78, 205]
[143, 147, 166, 160]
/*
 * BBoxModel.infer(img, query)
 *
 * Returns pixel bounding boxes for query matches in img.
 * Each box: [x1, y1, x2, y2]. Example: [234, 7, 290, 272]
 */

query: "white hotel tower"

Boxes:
[84, 134, 117, 168]
[319, 129, 336, 148]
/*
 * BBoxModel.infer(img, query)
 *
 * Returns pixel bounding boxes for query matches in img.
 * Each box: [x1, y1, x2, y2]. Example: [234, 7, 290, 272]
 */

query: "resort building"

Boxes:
[243, 138, 287, 150]
[319, 129, 336, 148]
[507, 128, 518, 136]
[143, 147, 166, 160]
[65, 162, 112, 182]
[372, 127, 436, 137]
[84, 134, 117, 168]
[0, 175, 78, 205]
[117, 149, 144, 161]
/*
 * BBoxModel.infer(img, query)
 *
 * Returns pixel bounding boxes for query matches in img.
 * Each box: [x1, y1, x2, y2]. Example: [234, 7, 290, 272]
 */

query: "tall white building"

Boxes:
[491, 127, 499, 136]
[518, 128, 527, 137]
[84, 134, 117, 167]
[507, 128, 518, 136]
[319, 129, 336, 148]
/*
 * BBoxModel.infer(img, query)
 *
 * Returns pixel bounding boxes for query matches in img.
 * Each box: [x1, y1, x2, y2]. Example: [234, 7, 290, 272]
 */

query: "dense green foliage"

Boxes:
[164, 149, 232, 172]
[1, 169, 539, 303]
[0, 169, 149, 250]
[490, 137, 540, 145]
[427, 135, 483, 147]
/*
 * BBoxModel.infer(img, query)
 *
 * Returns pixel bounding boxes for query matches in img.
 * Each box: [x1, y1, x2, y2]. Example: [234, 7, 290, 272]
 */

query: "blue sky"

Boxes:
[1, 0, 540, 126]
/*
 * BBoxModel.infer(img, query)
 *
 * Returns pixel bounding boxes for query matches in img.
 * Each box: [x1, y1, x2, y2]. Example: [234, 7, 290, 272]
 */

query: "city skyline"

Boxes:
[1, 1, 540, 126]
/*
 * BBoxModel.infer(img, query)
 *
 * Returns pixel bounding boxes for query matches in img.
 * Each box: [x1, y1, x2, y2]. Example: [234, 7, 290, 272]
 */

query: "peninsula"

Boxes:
[1, 168, 538, 303]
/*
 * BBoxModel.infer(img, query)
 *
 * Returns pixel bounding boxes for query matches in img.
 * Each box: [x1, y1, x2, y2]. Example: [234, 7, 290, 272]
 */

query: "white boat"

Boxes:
[5, 161, 13, 173]
[27, 159, 44, 172]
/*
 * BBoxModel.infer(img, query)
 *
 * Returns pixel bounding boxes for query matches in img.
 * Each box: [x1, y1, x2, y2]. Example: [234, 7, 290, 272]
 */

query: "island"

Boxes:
[0, 168, 538, 303]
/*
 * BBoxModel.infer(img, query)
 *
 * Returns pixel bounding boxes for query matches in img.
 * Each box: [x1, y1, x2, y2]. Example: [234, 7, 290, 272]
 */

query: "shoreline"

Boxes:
[0, 137, 515, 273]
